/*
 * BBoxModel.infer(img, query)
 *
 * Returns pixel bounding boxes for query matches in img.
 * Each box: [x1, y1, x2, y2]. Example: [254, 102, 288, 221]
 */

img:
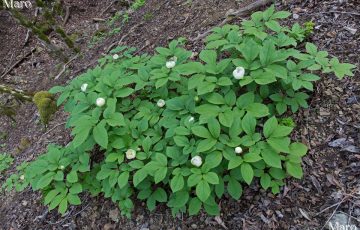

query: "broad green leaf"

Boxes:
[246, 103, 269, 118]
[203, 172, 219, 184]
[289, 142, 308, 156]
[286, 162, 303, 179]
[227, 177, 242, 199]
[267, 137, 290, 153]
[196, 139, 217, 153]
[196, 180, 211, 202]
[260, 173, 271, 189]
[261, 147, 282, 168]
[192, 126, 212, 139]
[199, 50, 217, 64]
[241, 163, 254, 185]
[208, 118, 220, 138]
[93, 120, 108, 149]
[170, 175, 184, 192]
[263, 116, 278, 138]
[118, 171, 129, 188]
[188, 197, 202, 216]
[241, 113, 256, 135]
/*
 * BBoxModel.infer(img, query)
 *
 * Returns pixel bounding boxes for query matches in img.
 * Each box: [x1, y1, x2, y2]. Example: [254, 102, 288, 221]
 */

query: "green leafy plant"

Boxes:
[8, 6, 355, 217]
[0, 153, 14, 173]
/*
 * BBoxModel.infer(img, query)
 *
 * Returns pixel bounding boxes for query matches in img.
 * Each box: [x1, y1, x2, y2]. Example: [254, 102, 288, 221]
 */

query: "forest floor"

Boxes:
[0, 0, 359, 229]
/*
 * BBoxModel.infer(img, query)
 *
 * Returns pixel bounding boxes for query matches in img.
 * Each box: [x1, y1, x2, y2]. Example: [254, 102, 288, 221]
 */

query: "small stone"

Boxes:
[191, 224, 197, 229]
[22, 200, 28, 206]
[293, 13, 299, 19]
[109, 209, 119, 222]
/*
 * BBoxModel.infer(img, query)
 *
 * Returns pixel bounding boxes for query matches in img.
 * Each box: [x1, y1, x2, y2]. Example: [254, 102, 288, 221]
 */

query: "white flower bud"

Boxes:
[191, 156, 202, 167]
[113, 54, 119, 60]
[188, 116, 195, 123]
[126, 149, 136, 160]
[81, 83, 88, 92]
[166, 60, 176, 69]
[20, 175, 25, 180]
[194, 96, 200, 102]
[235, 147, 243, 154]
[233, 67, 245, 79]
[59, 165, 65, 170]
[157, 99, 166, 108]
[96, 98, 106, 107]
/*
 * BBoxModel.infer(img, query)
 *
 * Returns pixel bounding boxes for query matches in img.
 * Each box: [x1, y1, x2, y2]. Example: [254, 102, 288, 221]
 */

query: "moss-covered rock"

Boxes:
[33, 91, 57, 125]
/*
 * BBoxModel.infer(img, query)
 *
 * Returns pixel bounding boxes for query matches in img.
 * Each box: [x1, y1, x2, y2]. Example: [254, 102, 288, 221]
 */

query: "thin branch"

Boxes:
[62, 6, 70, 26]
[54, 54, 79, 79]
[190, 0, 272, 42]
[0, 48, 36, 79]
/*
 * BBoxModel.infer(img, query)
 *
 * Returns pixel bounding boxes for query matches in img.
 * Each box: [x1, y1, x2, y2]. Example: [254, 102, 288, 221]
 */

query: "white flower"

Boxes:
[235, 147, 243, 154]
[166, 60, 176, 69]
[157, 99, 166, 108]
[96, 97, 106, 107]
[233, 67, 245, 79]
[126, 149, 136, 160]
[113, 54, 119, 60]
[81, 83, 88, 92]
[188, 116, 195, 123]
[191, 156, 202, 167]
[20, 175, 25, 180]
[59, 165, 65, 170]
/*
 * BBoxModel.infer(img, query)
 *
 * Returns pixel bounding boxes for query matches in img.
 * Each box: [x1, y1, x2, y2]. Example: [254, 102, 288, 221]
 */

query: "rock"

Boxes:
[293, 13, 299, 19]
[191, 224, 197, 229]
[326, 213, 353, 229]
[108, 209, 119, 222]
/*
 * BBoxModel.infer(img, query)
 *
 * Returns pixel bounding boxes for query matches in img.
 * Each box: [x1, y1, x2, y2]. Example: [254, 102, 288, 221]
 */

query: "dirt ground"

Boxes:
[0, 0, 359, 229]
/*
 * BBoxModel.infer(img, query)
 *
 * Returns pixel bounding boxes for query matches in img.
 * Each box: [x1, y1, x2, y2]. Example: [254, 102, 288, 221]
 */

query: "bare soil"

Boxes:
[0, 0, 359, 229]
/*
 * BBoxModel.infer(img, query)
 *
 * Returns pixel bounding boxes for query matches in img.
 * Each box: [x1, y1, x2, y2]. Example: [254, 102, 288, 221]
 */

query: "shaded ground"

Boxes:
[0, 0, 359, 229]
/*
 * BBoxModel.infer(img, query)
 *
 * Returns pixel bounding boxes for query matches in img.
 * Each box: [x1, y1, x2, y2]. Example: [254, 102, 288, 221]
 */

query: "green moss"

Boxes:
[33, 91, 57, 125]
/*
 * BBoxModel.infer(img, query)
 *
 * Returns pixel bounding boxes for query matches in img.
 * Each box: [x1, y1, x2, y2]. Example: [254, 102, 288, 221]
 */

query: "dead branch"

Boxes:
[0, 47, 36, 79]
[54, 54, 79, 80]
[190, 0, 272, 42]
[63, 6, 71, 26]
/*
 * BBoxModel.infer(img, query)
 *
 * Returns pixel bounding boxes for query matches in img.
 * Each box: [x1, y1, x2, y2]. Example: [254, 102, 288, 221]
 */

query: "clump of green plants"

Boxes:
[303, 21, 315, 37]
[7, 6, 355, 217]
[0, 153, 13, 173]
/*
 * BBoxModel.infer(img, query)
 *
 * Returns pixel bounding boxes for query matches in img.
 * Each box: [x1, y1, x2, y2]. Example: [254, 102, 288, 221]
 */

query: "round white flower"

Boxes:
[233, 67, 245, 79]
[126, 149, 136, 160]
[59, 165, 65, 170]
[166, 60, 176, 69]
[188, 116, 195, 123]
[157, 99, 166, 108]
[20, 175, 25, 180]
[96, 97, 106, 107]
[191, 156, 202, 167]
[113, 54, 119, 60]
[81, 83, 88, 92]
[235, 146, 243, 154]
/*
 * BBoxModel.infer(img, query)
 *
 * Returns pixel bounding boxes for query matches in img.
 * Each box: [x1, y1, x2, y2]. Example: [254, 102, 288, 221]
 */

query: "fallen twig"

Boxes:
[106, 23, 142, 53]
[101, 0, 118, 16]
[63, 6, 71, 26]
[0, 47, 36, 79]
[54, 54, 79, 79]
[24, 29, 31, 46]
[190, 0, 272, 42]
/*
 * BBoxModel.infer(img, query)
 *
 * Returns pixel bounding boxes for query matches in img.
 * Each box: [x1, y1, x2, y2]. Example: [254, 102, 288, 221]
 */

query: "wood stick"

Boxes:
[190, 0, 272, 42]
